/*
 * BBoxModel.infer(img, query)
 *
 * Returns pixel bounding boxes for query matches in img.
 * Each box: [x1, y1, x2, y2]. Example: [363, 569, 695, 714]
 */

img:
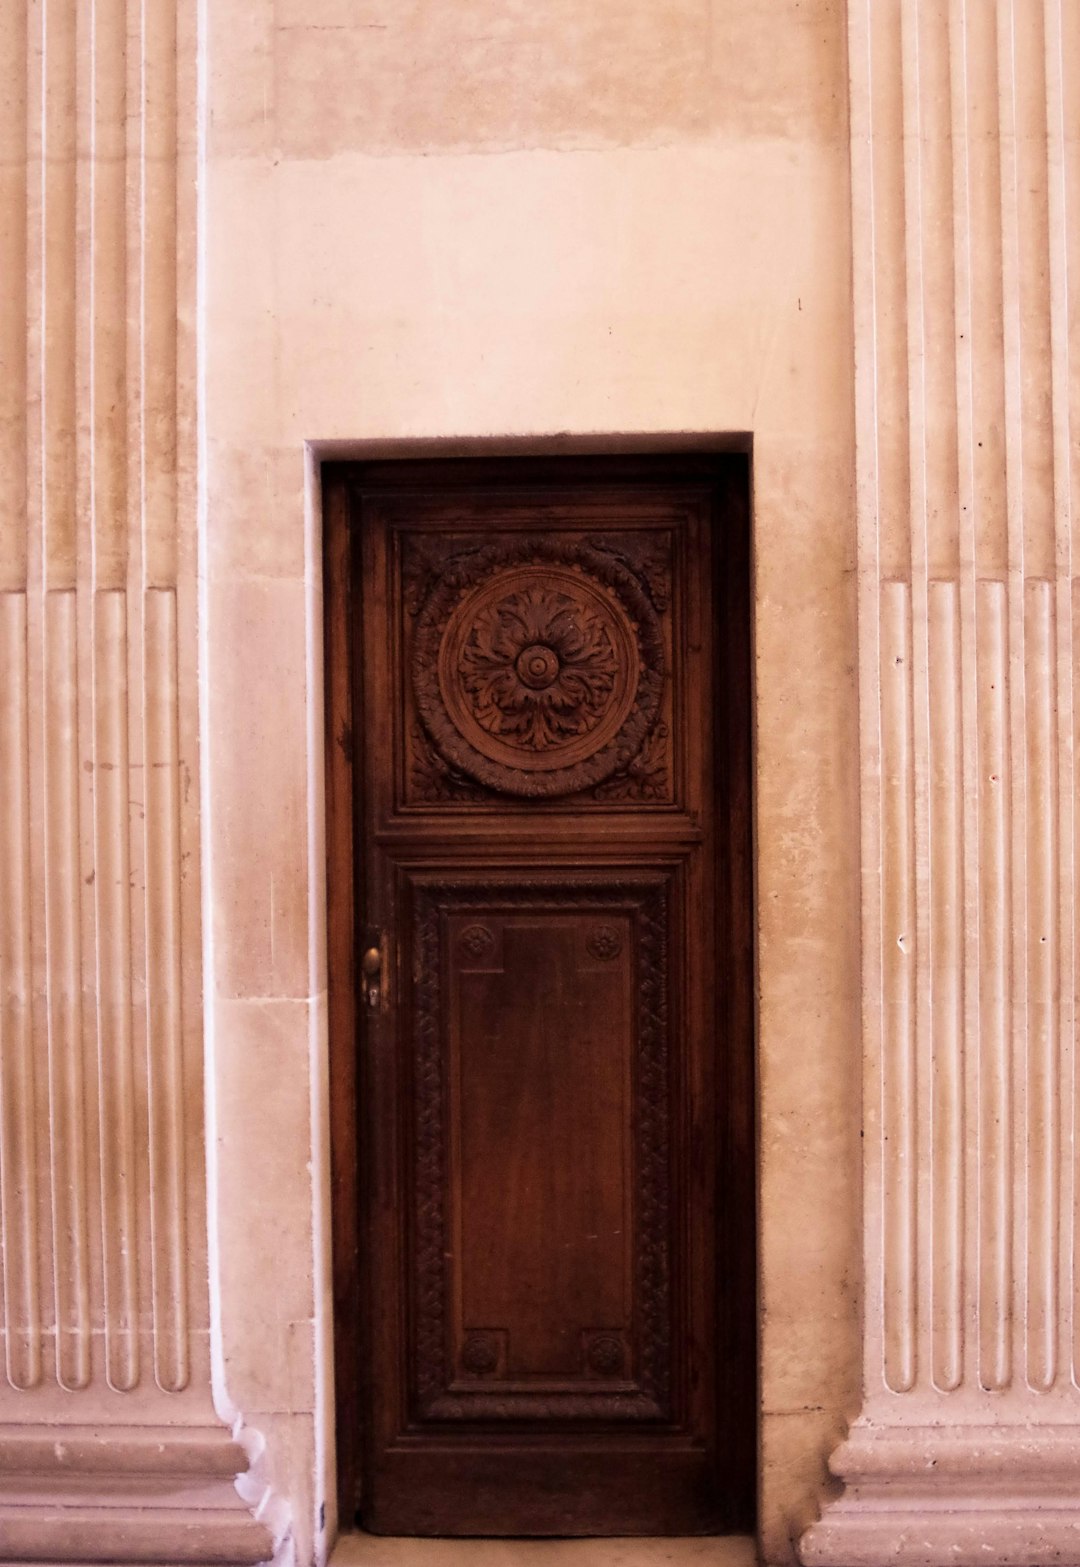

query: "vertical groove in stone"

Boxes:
[0, 1, 28, 593]
[43, 590, 90, 1390]
[0, 594, 41, 1390]
[848, 0, 887, 1387]
[928, 581, 964, 1391]
[870, 0, 911, 581]
[140, 0, 177, 590]
[1013, 2, 1054, 581]
[139, 0, 188, 1389]
[1042, 0, 1076, 1396]
[0, 0, 37, 1391]
[144, 588, 188, 1392]
[1012, 0, 1061, 1394]
[967, 0, 1008, 576]
[902, 0, 971, 1394]
[40, 0, 77, 591]
[881, 582, 918, 1394]
[899, 0, 933, 1394]
[948, 0, 983, 1396]
[38, 0, 88, 1389]
[88, 0, 139, 1396]
[93, 591, 139, 1391]
[89, 0, 128, 591]
[1024, 581, 1057, 1391]
[1066, 0, 1080, 596]
[976, 580, 1011, 1391]
[917, 0, 960, 578]
[996, 0, 1031, 1396]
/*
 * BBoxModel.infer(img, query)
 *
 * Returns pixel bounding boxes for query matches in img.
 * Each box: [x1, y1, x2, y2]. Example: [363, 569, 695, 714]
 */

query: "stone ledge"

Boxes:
[0, 1426, 273, 1566]
[799, 1423, 1080, 1566]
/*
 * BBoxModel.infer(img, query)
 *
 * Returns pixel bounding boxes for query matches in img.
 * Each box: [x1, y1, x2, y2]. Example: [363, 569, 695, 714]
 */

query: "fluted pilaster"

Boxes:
[0, 3, 268, 1560]
[803, 2, 1080, 1561]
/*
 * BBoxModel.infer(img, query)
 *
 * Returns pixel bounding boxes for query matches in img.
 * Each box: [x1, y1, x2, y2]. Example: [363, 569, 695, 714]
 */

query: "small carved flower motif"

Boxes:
[586, 1334, 625, 1376]
[459, 586, 620, 753]
[461, 1333, 499, 1376]
[458, 923, 495, 960]
[587, 925, 622, 962]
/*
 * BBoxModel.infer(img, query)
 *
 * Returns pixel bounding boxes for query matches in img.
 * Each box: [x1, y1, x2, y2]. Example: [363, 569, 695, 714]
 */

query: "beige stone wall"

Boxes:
[201, 2, 859, 1562]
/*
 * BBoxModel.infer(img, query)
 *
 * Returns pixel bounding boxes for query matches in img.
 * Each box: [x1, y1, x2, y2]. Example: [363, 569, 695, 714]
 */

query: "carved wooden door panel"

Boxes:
[327, 456, 753, 1537]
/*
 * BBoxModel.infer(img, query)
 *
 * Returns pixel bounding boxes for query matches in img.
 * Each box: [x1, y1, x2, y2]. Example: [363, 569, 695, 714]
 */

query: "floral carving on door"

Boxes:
[460, 582, 621, 752]
[411, 538, 666, 798]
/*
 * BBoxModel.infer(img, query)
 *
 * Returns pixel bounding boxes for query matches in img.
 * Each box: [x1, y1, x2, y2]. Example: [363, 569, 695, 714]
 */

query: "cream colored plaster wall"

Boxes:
[200, 4, 859, 1563]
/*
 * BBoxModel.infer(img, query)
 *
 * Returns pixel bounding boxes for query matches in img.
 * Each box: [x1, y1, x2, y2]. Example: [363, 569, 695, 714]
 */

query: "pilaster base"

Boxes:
[800, 1422, 1080, 1567]
[0, 1425, 273, 1565]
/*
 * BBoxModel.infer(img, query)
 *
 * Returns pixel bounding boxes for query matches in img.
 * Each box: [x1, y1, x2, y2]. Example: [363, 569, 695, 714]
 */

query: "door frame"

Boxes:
[322, 449, 757, 1532]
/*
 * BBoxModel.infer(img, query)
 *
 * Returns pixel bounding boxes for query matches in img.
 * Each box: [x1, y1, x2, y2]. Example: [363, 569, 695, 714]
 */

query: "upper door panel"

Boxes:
[358, 479, 713, 821]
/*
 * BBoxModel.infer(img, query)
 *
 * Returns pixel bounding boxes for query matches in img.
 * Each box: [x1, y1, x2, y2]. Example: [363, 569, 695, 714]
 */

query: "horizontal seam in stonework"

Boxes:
[214, 993, 324, 1007]
[249, 131, 846, 164]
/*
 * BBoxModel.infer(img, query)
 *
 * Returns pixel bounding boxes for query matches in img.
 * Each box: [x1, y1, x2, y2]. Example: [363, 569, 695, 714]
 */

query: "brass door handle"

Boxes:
[362, 944, 383, 1011]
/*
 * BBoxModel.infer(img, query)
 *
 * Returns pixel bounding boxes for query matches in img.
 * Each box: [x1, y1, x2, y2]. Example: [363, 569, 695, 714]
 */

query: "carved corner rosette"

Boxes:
[408, 875, 673, 1425]
[408, 536, 669, 802]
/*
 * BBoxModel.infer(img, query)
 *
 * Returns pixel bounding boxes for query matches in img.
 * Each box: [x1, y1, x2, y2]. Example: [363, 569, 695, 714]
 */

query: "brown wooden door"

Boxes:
[325, 455, 754, 1538]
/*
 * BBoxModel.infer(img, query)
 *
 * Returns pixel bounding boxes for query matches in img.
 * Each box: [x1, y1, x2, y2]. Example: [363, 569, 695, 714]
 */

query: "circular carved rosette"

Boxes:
[586, 924, 622, 962]
[412, 539, 665, 798]
[457, 922, 495, 960]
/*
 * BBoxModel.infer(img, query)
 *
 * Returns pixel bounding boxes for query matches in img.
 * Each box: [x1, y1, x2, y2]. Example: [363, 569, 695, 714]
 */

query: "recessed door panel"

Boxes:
[405, 873, 677, 1425]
